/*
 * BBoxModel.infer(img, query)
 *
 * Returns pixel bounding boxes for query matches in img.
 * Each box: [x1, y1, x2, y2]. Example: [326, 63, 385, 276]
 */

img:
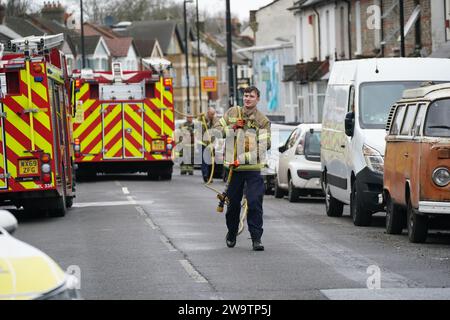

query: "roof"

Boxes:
[402, 83, 450, 100]
[29, 16, 79, 38]
[104, 37, 133, 57]
[71, 35, 102, 55]
[134, 39, 156, 57]
[4, 16, 44, 37]
[117, 20, 182, 55]
[83, 22, 121, 40]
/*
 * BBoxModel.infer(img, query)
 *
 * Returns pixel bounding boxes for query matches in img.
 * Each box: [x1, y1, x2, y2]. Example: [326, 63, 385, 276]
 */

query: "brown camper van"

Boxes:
[384, 83, 450, 243]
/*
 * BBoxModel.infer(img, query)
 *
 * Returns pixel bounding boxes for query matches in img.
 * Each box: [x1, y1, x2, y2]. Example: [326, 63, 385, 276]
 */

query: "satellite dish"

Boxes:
[142, 57, 172, 73]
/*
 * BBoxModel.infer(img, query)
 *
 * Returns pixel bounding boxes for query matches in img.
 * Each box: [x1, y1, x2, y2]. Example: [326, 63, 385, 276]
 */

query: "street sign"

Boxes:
[201, 77, 217, 92]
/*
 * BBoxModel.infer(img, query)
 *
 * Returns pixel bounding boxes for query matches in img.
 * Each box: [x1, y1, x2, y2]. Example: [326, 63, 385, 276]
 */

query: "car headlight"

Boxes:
[363, 144, 384, 174]
[432, 167, 450, 187]
[37, 275, 81, 300]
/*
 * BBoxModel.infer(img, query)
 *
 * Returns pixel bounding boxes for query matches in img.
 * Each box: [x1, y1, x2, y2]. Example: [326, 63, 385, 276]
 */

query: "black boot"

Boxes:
[226, 232, 236, 248]
[252, 239, 264, 251]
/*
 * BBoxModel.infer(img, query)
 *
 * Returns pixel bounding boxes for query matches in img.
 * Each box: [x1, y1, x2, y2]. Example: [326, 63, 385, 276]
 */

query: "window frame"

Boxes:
[390, 104, 407, 136]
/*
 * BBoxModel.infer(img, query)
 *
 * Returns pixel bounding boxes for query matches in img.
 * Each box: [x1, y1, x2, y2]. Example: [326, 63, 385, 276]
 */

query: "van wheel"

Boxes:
[407, 197, 428, 243]
[274, 177, 284, 199]
[385, 193, 405, 234]
[324, 180, 343, 217]
[288, 177, 300, 202]
[350, 179, 372, 226]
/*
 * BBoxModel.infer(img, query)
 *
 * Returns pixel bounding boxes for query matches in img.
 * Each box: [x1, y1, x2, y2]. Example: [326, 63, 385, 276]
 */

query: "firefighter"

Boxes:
[214, 86, 271, 251]
[199, 107, 218, 182]
[179, 115, 195, 175]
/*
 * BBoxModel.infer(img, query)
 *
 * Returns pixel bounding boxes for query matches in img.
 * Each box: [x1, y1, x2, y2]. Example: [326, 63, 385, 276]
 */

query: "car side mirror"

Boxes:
[345, 112, 355, 137]
[278, 145, 286, 153]
[0, 210, 18, 234]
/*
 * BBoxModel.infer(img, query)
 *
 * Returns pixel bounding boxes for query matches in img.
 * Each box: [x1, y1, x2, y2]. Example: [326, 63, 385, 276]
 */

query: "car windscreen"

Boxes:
[424, 99, 450, 137]
[359, 82, 426, 129]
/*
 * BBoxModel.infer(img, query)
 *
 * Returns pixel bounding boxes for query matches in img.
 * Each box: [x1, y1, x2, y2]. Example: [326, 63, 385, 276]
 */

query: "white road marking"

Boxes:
[159, 235, 177, 252]
[126, 196, 137, 204]
[145, 218, 158, 230]
[179, 259, 208, 283]
[114, 181, 122, 187]
[122, 187, 130, 194]
[73, 200, 154, 208]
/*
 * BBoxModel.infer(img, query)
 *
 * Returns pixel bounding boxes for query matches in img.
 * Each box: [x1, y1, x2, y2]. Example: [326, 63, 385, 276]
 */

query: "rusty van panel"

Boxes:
[419, 140, 450, 204]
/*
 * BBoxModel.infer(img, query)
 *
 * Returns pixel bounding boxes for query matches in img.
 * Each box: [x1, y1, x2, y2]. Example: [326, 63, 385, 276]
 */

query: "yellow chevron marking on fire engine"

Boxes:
[3, 105, 53, 157]
[11, 95, 51, 131]
[103, 106, 123, 158]
[0, 132, 5, 188]
[31, 75, 48, 103]
[155, 81, 173, 104]
[75, 83, 89, 101]
[80, 123, 102, 153]
[73, 100, 99, 138]
[146, 108, 171, 137]
[107, 139, 122, 158]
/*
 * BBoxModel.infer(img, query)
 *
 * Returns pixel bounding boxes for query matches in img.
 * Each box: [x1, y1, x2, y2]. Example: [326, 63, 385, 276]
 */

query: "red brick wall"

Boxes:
[350, 0, 432, 58]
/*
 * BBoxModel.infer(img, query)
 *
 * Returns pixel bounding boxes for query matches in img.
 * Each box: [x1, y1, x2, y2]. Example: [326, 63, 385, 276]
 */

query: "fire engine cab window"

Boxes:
[424, 99, 450, 137]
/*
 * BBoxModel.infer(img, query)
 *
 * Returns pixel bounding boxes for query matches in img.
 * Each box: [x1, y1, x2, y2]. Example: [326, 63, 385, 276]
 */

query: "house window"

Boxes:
[339, 6, 346, 59]
[317, 81, 327, 122]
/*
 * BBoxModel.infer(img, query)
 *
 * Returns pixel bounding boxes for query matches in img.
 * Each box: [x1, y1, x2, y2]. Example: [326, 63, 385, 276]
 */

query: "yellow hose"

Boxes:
[26, 60, 35, 151]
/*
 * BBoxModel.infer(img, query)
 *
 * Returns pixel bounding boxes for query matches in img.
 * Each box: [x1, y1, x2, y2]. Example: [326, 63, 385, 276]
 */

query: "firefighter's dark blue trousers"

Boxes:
[226, 170, 264, 240]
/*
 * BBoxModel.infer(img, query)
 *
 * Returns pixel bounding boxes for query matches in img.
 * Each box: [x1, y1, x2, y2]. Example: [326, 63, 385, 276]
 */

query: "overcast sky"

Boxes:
[31, 0, 275, 22]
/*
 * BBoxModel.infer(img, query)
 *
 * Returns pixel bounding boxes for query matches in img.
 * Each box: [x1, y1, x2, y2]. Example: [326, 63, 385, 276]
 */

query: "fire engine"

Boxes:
[0, 34, 75, 217]
[71, 59, 174, 180]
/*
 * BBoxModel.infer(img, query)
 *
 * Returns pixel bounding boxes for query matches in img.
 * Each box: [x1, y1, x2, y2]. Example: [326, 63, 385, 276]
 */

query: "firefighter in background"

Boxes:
[179, 115, 195, 175]
[214, 86, 271, 251]
[199, 107, 218, 182]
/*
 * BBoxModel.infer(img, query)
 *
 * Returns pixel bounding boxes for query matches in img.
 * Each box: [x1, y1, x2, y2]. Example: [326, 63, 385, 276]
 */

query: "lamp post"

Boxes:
[183, 0, 193, 114]
[225, 0, 234, 108]
[80, 0, 86, 68]
[196, 0, 203, 113]
[399, 0, 405, 57]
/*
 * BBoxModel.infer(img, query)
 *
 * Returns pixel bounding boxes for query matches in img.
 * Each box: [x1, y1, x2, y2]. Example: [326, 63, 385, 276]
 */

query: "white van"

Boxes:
[321, 58, 450, 226]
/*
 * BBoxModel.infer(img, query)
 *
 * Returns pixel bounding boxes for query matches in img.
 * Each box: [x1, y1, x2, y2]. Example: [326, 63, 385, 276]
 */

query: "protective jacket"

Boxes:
[214, 106, 271, 171]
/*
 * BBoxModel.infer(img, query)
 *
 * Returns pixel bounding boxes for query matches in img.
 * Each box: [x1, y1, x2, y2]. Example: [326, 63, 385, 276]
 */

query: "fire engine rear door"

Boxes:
[102, 103, 123, 159]
[0, 74, 7, 189]
[123, 103, 144, 159]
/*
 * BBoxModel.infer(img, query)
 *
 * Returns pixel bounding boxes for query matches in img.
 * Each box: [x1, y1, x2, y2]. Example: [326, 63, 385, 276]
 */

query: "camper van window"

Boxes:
[391, 105, 406, 135]
[359, 82, 424, 129]
[424, 99, 450, 137]
[400, 104, 418, 136]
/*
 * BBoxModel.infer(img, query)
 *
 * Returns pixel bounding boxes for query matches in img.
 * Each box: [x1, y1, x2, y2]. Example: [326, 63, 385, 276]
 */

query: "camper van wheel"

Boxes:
[407, 197, 428, 243]
[350, 180, 372, 226]
[385, 193, 405, 234]
[324, 180, 343, 217]
[48, 194, 67, 218]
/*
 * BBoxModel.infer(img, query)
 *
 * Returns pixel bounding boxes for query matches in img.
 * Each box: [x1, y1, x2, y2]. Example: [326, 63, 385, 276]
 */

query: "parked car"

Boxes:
[275, 123, 323, 202]
[384, 83, 450, 243]
[321, 58, 450, 226]
[261, 123, 297, 194]
[0, 210, 80, 300]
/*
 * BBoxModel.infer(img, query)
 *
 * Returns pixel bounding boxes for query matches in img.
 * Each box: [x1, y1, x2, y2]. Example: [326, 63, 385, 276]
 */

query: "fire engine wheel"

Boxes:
[48, 194, 67, 218]
[65, 196, 74, 209]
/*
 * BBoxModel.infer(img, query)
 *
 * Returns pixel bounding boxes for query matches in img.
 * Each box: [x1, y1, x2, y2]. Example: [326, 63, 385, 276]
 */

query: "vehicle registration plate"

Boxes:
[19, 159, 39, 175]
[151, 140, 165, 151]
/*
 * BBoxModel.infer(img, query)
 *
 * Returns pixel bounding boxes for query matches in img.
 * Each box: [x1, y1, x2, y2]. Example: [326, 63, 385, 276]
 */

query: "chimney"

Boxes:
[249, 10, 258, 38]
[231, 18, 241, 37]
[0, 3, 5, 25]
[41, 1, 65, 24]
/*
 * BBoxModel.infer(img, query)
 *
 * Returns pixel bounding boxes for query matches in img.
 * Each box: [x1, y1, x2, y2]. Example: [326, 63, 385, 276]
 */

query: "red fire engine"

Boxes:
[71, 60, 174, 180]
[0, 34, 75, 217]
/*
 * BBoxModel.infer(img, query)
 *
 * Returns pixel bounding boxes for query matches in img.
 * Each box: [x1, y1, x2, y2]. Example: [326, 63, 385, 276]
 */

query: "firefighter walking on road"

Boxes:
[199, 107, 218, 182]
[179, 115, 195, 175]
[214, 86, 271, 251]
